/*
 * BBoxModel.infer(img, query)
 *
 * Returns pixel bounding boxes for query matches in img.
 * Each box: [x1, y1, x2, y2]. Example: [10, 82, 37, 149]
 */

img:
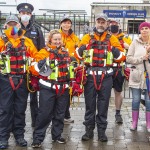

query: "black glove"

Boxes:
[38, 58, 46, 69]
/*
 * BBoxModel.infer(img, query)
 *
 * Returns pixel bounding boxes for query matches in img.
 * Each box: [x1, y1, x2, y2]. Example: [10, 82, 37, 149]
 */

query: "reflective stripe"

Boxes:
[75, 48, 82, 59]
[39, 79, 69, 89]
[89, 70, 102, 75]
[34, 63, 40, 72]
[88, 68, 113, 75]
[113, 62, 125, 67]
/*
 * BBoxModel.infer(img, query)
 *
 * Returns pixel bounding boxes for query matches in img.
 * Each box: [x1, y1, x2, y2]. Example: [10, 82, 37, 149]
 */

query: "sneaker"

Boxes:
[0, 141, 8, 149]
[115, 114, 123, 124]
[64, 118, 74, 123]
[16, 138, 27, 147]
[31, 141, 41, 148]
[56, 137, 66, 144]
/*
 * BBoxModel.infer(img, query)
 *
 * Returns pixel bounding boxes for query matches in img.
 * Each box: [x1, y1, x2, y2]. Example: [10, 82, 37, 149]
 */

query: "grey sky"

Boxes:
[1, 0, 142, 15]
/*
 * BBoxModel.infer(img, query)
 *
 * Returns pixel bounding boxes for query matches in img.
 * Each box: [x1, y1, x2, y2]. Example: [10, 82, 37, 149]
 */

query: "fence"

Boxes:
[0, 12, 90, 38]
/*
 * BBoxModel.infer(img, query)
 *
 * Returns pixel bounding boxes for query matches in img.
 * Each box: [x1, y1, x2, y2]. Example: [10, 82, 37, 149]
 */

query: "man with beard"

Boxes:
[109, 18, 131, 124]
[75, 13, 126, 142]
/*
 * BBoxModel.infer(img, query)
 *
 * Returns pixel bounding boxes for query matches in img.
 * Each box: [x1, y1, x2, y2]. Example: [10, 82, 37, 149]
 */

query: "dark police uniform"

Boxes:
[17, 3, 45, 127]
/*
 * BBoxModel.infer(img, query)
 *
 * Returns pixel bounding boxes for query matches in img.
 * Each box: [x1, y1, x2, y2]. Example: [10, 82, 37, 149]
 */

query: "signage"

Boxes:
[103, 10, 146, 18]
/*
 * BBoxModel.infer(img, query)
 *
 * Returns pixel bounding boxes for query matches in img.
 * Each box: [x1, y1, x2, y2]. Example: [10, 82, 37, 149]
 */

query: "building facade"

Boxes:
[90, 1, 150, 35]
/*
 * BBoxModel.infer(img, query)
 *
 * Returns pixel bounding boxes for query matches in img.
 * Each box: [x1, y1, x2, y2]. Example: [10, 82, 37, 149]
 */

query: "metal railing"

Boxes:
[0, 12, 90, 38]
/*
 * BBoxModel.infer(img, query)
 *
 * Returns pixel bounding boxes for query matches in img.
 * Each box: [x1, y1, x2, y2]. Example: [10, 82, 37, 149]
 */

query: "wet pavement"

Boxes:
[5, 89, 150, 150]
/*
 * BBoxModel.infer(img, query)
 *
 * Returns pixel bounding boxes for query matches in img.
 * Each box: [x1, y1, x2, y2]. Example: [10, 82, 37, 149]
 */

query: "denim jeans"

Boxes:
[131, 88, 150, 111]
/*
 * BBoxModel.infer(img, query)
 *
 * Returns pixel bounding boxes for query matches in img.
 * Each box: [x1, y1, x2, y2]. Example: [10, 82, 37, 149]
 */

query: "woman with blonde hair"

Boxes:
[127, 22, 150, 132]
[30, 29, 77, 147]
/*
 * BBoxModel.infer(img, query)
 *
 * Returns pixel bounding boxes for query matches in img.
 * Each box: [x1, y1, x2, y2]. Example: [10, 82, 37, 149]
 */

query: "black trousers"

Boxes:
[83, 75, 113, 131]
[33, 83, 69, 142]
[30, 91, 38, 126]
[64, 96, 71, 119]
[0, 74, 28, 141]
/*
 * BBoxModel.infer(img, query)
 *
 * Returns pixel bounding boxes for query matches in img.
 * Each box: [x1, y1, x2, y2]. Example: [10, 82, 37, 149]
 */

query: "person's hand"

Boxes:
[146, 45, 150, 53]
[143, 54, 149, 60]
[124, 42, 129, 49]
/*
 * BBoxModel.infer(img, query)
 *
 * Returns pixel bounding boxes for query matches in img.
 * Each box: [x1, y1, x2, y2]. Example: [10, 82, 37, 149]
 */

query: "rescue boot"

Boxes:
[130, 110, 139, 131]
[81, 126, 94, 141]
[98, 130, 108, 142]
[146, 111, 150, 132]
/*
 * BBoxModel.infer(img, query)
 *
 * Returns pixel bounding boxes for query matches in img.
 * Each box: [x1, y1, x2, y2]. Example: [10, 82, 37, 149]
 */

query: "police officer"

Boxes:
[17, 3, 45, 127]
[75, 13, 126, 142]
[0, 15, 37, 149]
[59, 15, 79, 123]
[109, 18, 131, 124]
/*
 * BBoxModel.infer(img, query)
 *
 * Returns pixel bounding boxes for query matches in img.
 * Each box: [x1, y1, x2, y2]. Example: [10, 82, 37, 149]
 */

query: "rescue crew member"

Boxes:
[75, 13, 126, 142]
[109, 18, 131, 124]
[0, 15, 37, 149]
[17, 2, 45, 127]
[59, 15, 79, 124]
[30, 29, 77, 148]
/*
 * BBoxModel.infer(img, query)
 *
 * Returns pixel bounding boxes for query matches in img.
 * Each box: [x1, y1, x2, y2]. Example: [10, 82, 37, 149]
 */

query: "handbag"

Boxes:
[124, 67, 130, 81]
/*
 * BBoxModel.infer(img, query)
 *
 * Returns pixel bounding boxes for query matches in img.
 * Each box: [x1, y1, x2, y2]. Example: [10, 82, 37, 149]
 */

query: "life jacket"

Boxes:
[83, 34, 113, 67]
[0, 37, 30, 75]
[46, 47, 75, 82]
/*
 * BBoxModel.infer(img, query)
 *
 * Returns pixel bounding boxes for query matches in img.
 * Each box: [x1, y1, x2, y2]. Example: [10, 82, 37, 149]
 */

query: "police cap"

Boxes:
[17, 3, 34, 13]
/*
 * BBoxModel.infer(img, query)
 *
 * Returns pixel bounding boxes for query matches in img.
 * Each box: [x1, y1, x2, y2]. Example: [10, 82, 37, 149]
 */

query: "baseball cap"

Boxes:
[96, 13, 108, 21]
[60, 15, 72, 24]
[5, 15, 19, 24]
[110, 18, 120, 24]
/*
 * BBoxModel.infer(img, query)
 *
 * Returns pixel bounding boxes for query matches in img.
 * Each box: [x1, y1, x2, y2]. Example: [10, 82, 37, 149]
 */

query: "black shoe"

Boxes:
[115, 114, 123, 124]
[16, 138, 27, 147]
[57, 137, 66, 144]
[0, 141, 8, 149]
[98, 133, 108, 142]
[31, 141, 41, 148]
[82, 130, 94, 141]
[53, 137, 66, 144]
